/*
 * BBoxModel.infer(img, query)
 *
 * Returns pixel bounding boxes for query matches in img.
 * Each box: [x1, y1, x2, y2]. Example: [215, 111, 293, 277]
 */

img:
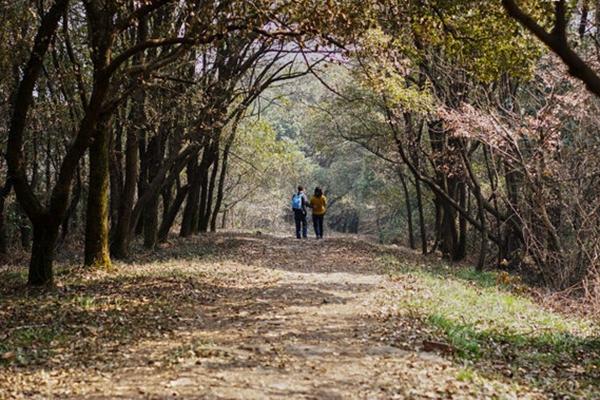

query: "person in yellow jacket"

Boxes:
[309, 187, 327, 239]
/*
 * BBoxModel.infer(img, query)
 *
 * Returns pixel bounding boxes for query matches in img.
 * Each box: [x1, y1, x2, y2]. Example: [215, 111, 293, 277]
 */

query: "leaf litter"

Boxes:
[0, 232, 597, 399]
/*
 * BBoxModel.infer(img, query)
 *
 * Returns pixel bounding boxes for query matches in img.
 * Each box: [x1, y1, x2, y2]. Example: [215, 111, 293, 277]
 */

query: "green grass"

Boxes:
[12, 326, 59, 348]
[0, 270, 27, 288]
[379, 254, 595, 335]
[456, 367, 476, 382]
[378, 254, 600, 397]
[0, 325, 62, 366]
[428, 314, 481, 358]
[73, 294, 96, 309]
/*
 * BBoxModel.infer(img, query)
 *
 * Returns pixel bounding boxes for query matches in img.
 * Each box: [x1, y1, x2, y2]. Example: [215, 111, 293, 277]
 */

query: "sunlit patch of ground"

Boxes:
[1, 232, 598, 398]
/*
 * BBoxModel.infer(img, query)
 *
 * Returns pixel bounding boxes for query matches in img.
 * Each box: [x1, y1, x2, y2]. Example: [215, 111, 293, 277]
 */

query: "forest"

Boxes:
[1, 1, 600, 398]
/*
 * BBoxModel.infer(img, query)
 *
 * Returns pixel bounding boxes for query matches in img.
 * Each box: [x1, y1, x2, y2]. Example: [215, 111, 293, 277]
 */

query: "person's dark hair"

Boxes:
[297, 185, 304, 192]
[314, 187, 323, 197]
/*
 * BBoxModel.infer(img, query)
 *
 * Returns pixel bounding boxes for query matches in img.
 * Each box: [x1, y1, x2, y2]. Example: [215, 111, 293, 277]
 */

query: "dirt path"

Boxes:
[146, 236, 454, 400]
[1, 234, 543, 399]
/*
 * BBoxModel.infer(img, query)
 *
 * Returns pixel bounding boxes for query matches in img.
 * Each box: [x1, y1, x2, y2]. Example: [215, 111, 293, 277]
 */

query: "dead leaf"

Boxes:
[422, 340, 454, 354]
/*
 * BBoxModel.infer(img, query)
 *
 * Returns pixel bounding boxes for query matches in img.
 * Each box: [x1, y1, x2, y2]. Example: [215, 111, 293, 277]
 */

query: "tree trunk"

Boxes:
[111, 125, 139, 258]
[5, 0, 68, 285]
[211, 137, 233, 232]
[28, 221, 59, 286]
[221, 208, 228, 230]
[143, 196, 159, 248]
[414, 177, 427, 254]
[440, 197, 458, 259]
[109, 113, 124, 233]
[180, 155, 200, 237]
[595, 0, 600, 45]
[475, 189, 488, 271]
[84, 119, 112, 269]
[45, 134, 52, 195]
[18, 205, 31, 250]
[0, 183, 11, 255]
[161, 185, 173, 227]
[460, 146, 487, 270]
[61, 167, 82, 241]
[398, 169, 415, 249]
[196, 143, 214, 234]
[143, 137, 162, 249]
[135, 132, 148, 237]
[158, 184, 189, 242]
[134, 22, 150, 239]
[111, 104, 143, 258]
[483, 147, 503, 265]
[110, 15, 147, 257]
[502, 163, 523, 264]
[200, 146, 219, 233]
[579, 0, 589, 39]
[0, 203, 7, 256]
[454, 182, 467, 261]
[402, 113, 427, 254]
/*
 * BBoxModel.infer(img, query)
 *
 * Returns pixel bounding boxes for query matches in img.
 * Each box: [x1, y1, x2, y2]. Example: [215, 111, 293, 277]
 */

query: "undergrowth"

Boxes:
[379, 254, 600, 398]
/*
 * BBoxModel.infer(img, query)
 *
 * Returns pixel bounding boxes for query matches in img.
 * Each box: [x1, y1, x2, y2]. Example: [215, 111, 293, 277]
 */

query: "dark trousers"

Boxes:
[294, 209, 307, 238]
[312, 214, 324, 238]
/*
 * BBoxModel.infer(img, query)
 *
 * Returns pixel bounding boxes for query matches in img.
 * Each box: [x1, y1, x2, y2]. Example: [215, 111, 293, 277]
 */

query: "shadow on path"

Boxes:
[2, 232, 591, 398]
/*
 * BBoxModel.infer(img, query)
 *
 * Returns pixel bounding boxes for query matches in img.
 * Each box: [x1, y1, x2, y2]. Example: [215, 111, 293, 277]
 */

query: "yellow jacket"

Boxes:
[310, 195, 327, 215]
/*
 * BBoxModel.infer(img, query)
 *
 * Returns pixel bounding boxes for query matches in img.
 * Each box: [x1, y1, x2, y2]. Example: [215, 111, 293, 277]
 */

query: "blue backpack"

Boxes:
[291, 193, 303, 210]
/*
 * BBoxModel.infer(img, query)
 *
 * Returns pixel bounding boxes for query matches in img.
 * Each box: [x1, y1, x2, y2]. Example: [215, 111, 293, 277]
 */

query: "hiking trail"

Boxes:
[0, 233, 562, 398]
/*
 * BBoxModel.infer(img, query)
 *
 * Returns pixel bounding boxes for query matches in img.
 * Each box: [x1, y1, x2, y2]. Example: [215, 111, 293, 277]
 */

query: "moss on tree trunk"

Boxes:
[84, 121, 112, 269]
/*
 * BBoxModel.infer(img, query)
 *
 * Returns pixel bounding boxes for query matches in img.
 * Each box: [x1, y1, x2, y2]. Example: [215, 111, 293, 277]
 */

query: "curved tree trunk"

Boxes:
[210, 135, 234, 232]
[158, 184, 189, 242]
[6, 0, 71, 285]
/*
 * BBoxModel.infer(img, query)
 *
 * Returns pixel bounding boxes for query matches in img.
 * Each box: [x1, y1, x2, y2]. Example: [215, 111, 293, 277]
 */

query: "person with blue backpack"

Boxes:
[291, 186, 309, 239]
